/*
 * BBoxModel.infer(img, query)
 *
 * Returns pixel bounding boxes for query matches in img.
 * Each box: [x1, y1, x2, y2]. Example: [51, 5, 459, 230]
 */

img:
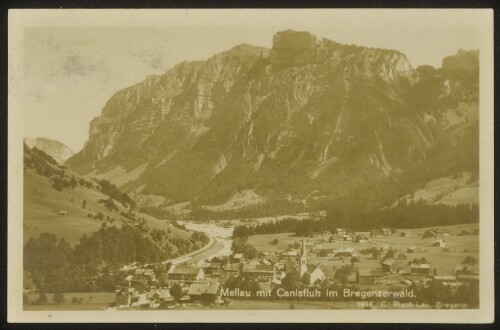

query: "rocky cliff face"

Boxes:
[66, 30, 479, 208]
[25, 137, 74, 164]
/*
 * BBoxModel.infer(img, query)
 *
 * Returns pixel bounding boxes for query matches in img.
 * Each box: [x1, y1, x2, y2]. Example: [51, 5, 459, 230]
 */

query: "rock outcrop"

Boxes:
[66, 30, 479, 206]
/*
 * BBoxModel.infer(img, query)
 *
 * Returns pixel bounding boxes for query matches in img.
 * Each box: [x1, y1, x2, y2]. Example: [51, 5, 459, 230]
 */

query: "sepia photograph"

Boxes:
[7, 8, 494, 323]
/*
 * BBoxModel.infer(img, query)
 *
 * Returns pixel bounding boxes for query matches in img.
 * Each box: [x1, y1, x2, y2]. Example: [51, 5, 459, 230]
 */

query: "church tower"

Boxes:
[299, 239, 307, 277]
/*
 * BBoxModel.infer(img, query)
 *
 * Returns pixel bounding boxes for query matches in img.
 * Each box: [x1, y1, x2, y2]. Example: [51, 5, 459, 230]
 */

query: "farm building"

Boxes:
[382, 228, 392, 236]
[337, 247, 356, 257]
[432, 239, 446, 248]
[343, 235, 353, 242]
[436, 230, 450, 237]
[187, 278, 221, 304]
[433, 275, 458, 286]
[58, 210, 68, 216]
[222, 263, 240, 280]
[410, 263, 431, 276]
[381, 258, 399, 273]
[355, 233, 369, 243]
[400, 231, 411, 237]
[397, 253, 408, 261]
[241, 263, 275, 282]
[336, 228, 347, 235]
[407, 246, 416, 253]
[167, 265, 204, 286]
[357, 268, 383, 285]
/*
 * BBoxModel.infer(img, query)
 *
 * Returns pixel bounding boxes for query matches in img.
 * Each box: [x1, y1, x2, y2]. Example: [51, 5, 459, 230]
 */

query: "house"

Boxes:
[410, 263, 431, 276]
[203, 263, 222, 279]
[355, 233, 369, 243]
[423, 230, 437, 238]
[222, 263, 240, 280]
[130, 292, 150, 308]
[343, 235, 353, 242]
[382, 228, 392, 236]
[260, 258, 272, 266]
[346, 271, 357, 283]
[455, 265, 479, 276]
[432, 239, 446, 248]
[58, 210, 68, 216]
[397, 253, 408, 261]
[279, 251, 299, 259]
[357, 268, 383, 284]
[436, 229, 450, 237]
[337, 247, 356, 257]
[115, 288, 132, 308]
[336, 228, 347, 235]
[302, 264, 326, 285]
[188, 279, 221, 304]
[231, 253, 244, 263]
[400, 231, 411, 237]
[433, 275, 458, 286]
[456, 274, 480, 284]
[407, 246, 416, 253]
[370, 230, 383, 238]
[241, 263, 275, 282]
[148, 288, 174, 307]
[381, 258, 399, 273]
[167, 265, 204, 286]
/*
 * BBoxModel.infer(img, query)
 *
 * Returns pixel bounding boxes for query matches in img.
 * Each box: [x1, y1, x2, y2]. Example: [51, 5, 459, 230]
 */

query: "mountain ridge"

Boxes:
[25, 137, 74, 164]
[65, 30, 479, 215]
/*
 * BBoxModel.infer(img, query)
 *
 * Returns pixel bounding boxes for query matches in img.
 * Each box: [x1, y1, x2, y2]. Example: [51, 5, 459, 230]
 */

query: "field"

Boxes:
[247, 223, 479, 276]
[24, 169, 192, 245]
[24, 292, 115, 311]
[391, 171, 478, 207]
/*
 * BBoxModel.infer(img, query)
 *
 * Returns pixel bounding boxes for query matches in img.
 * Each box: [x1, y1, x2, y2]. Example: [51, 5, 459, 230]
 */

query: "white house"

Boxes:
[432, 240, 446, 248]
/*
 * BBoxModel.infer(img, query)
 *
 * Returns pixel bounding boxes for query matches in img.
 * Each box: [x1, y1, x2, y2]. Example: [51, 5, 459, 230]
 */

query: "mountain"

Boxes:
[23, 143, 204, 255]
[24, 137, 74, 164]
[66, 31, 479, 215]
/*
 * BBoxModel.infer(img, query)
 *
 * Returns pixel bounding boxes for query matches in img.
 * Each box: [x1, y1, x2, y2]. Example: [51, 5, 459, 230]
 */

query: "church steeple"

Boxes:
[299, 239, 307, 277]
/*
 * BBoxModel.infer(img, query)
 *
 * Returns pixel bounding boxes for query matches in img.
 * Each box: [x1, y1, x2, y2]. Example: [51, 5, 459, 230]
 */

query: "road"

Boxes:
[162, 221, 234, 266]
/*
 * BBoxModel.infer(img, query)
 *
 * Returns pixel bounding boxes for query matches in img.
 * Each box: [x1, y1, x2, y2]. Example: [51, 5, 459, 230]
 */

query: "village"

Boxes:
[110, 223, 479, 310]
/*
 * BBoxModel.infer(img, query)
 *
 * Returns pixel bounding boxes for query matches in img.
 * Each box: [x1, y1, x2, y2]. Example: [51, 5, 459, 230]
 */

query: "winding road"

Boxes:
[162, 221, 234, 266]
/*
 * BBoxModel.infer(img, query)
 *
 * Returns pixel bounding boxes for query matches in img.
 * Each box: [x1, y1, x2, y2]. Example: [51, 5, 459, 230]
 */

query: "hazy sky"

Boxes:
[18, 9, 482, 152]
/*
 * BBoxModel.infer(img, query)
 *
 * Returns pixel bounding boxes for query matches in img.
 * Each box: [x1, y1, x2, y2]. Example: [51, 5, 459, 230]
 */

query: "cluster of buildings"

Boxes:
[114, 239, 328, 309]
[112, 229, 479, 309]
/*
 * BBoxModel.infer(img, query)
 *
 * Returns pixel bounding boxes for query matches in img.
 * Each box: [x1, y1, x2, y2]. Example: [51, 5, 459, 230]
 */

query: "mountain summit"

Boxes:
[66, 30, 478, 212]
[25, 137, 74, 164]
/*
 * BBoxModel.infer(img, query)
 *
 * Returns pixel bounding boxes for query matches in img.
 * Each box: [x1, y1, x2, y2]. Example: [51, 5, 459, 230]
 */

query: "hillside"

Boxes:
[65, 30, 479, 217]
[23, 144, 203, 258]
[25, 137, 74, 164]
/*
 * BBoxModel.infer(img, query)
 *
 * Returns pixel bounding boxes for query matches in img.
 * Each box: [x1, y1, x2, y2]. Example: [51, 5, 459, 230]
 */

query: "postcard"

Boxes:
[7, 8, 494, 323]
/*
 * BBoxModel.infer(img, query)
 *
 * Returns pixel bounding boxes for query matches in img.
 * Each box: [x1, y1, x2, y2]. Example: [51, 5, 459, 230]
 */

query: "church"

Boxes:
[278, 239, 326, 285]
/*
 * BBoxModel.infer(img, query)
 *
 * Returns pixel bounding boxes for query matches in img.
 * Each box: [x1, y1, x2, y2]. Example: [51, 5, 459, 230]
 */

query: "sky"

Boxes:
[16, 9, 483, 152]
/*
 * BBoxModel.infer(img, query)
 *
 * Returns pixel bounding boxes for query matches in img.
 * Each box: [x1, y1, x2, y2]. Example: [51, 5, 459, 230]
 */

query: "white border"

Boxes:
[7, 9, 495, 323]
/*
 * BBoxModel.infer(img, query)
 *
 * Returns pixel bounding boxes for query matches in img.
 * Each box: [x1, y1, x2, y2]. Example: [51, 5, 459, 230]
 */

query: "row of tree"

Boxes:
[23, 225, 164, 293]
[233, 218, 334, 239]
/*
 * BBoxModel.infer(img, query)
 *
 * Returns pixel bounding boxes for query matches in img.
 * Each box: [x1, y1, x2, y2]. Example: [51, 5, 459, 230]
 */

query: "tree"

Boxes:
[334, 264, 354, 283]
[169, 283, 183, 303]
[53, 292, 65, 303]
[271, 238, 279, 245]
[37, 292, 48, 304]
[462, 256, 477, 265]
[281, 271, 300, 290]
[318, 250, 329, 257]
[82, 200, 87, 209]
